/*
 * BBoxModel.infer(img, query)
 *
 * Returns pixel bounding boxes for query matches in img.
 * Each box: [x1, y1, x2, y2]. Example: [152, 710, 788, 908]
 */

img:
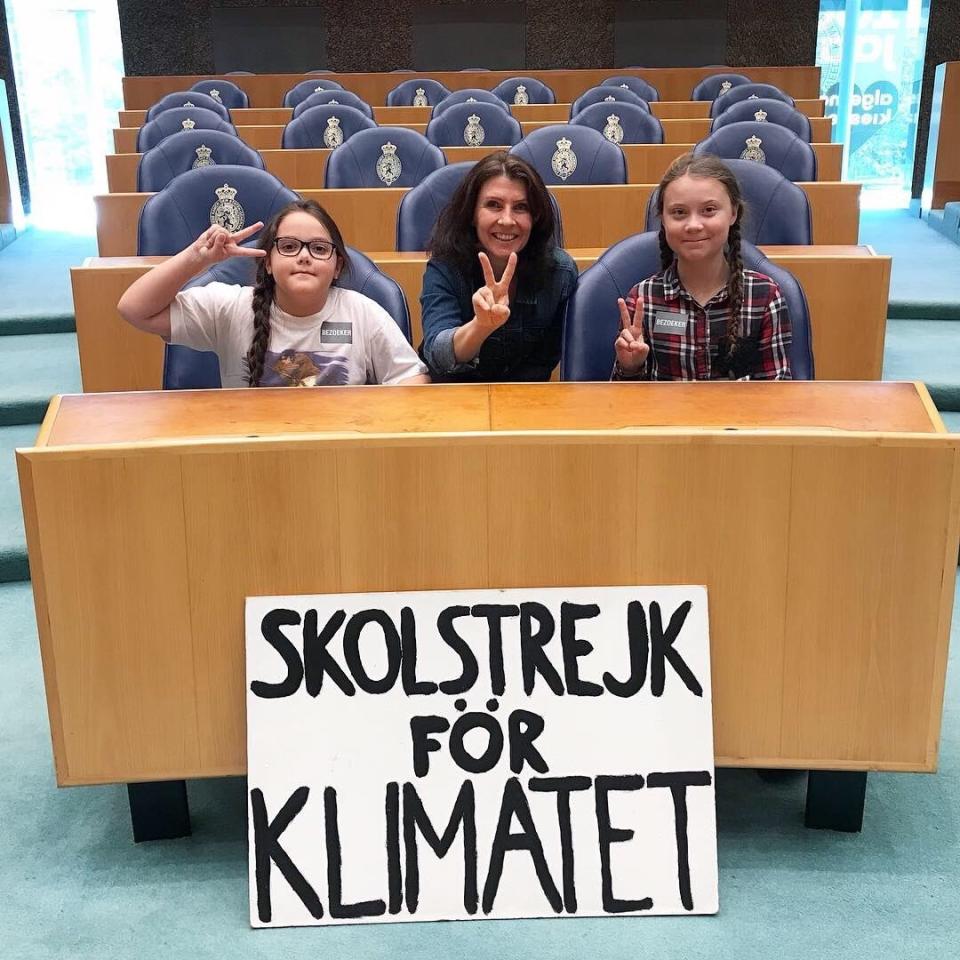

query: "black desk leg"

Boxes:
[804, 771, 867, 832]
[127, 780, 192, 842]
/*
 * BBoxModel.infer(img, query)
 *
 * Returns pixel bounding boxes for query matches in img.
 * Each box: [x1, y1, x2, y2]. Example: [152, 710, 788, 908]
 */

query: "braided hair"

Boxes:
[244, 199, 351, 386]
[654, 152, 746, 361]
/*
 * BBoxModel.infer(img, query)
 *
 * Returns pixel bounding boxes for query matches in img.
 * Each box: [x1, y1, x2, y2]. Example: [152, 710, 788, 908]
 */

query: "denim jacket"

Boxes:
[418, 248, 578, 382]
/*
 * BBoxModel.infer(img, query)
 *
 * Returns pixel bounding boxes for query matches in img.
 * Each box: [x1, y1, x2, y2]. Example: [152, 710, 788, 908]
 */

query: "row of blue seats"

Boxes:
[181, 72, 767, 110]
[136, 119, 819, 193]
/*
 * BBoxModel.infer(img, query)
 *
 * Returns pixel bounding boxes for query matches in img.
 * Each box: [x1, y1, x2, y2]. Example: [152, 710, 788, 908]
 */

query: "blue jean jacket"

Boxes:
[418, 249, 578, 382]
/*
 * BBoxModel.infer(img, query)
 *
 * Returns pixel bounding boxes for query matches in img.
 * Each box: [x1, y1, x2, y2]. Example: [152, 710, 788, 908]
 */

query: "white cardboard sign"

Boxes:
[246, 585, 718, 927]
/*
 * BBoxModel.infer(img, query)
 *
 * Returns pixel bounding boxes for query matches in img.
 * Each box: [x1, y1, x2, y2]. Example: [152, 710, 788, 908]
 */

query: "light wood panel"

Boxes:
[18, 381, 959, 784]
[122, 68, 823, 109]
[922, 61, 960, 210]
[94, 181, 860, 258]
[106, 142, 843, 193]
[71, 244, 887, 394]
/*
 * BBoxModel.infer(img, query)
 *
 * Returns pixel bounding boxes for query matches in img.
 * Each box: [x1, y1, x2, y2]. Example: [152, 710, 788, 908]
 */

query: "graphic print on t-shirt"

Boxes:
[260, 350, 351, 387]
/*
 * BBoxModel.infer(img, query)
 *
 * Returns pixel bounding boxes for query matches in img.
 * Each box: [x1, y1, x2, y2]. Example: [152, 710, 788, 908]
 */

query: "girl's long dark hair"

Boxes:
[428, 151, 558, 283]
[245, 199, 351, 387]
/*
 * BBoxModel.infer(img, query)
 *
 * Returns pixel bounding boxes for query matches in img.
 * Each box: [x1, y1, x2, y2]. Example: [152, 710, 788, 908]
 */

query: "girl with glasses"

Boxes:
[119, 199, 429, 387]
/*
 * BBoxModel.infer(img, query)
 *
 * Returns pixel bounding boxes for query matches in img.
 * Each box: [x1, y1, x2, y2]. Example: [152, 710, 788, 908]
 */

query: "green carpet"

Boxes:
[0, 333, 82, 426]
[0, 575, 958, 958]
[883, 319, 960, 411]
[0, 425, 37, 582]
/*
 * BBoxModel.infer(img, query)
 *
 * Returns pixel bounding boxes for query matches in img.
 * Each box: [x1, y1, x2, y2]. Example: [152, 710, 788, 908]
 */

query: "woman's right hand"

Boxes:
[614, 296, 650, 374]
[472, 251, 516, 330]
[191, 221, 266, 267]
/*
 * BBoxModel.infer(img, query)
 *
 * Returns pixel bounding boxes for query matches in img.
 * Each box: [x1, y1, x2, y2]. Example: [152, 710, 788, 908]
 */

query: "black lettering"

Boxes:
[410, 715, 450, 778]
[604, 600, 649, 697]
[519, 602, 564, 695]
[482, 778, 562, 914]
[403, 780, 478, 915]
[508, 709, 549, 774]
[560, 602, 604, 696]
[650, 601, 702, 697]
[528, 776, 592, 913]
[324, 787, 386, 919]
[437, 606, 480, 695]
[250, 786, 323, 922]
[594, 774, 653, 913]
[303, 608, 355, 697]
[250, 609, 304, 699]
[342, 609, 402, 694]
[449, 711, 504, 774]
[470, 604, 519, 696]
[401, 606, 438, 695]
[385, 781, 402, 914]
[647, 770, 712, 911]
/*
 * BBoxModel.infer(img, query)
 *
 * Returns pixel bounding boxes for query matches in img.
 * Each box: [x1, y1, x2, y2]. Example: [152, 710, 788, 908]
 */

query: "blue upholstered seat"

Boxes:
[600, 75, 660, 102]
[569, 86, 650, 118]
[690, 73, 752, 101]
[569, 101, 664, 144]
[281, 105, 377, 149]
[710, 83, 795, 119]
[711, 98, 813, 141]
[324, 127, 446, 188]
[644, 158, 812, 245]
[137, 108, 237, 152]
[137, 129, 264, 192]
[145, 91, 230, 123]
[426, 102, 522, 147]
[694, 122, 817, 181]
[431, 89, 509, 118]
[292, 89, 374, 120]
[283, 78, 345, 108]
[561, 231, 813, 381]
[509, 124, 627, 185]
[490, 77, 556, 105]
[189, 79, 249, 110]
[163, 247, 413, 389]
[386, 78, 451, 107]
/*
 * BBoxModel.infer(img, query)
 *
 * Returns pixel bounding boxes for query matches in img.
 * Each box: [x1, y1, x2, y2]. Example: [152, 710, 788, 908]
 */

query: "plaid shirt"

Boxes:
[614, 264, 792, 381]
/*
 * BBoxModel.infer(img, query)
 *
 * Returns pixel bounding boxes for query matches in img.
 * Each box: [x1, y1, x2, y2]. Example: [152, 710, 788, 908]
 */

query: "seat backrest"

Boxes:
[711, 98, 812, 141]
[386, 78, 451, 107]
[324, 127, 446, 188]
[137, 129, 264, 192]
[509, 124, 627, 185]
[710, 83, 795, 118]
[281, 104, 377, 149]
[694, 122, 817, 182]
[138, 165, 298, 256]
[163, 245, 413, 389]
[292, 89, 374, 119]
[145, 90, 230, 123]
[432, 89, 509, 118]
[490, 77, 556, 105]
[570, 86, 650, 118]
[561, 231, 813, 381]
[190, 79, 249, 110]
[690, 73, 751, 101]
[569, 101, 664, 145]
[601, 75, 660, 102]
[426, 102, 522, 147]
[283, 78, 345, 108]
[644, 158, 812, 245]
[137, 108, 237, 152]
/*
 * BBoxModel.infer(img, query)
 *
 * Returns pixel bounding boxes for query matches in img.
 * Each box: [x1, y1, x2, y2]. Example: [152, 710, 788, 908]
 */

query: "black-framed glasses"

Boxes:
[273, 237, 336, 260]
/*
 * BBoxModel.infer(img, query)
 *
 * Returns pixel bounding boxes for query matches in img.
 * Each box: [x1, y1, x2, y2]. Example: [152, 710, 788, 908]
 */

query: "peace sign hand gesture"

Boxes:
[472, 251, 517, 330]
[191, 221, 266, 267]
[614, 296, 650, 375]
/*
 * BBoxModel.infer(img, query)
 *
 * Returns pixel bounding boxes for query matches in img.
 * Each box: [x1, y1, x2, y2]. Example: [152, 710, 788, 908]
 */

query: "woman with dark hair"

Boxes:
[419, 151, 578, 381]
[119, 199, 428, 387]
[614, 152, 791, 381]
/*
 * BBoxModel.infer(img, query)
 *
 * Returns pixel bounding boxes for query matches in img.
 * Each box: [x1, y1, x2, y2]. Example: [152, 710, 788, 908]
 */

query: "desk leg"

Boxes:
[127, 780, 192, 842]
[804, 771, 866, 832]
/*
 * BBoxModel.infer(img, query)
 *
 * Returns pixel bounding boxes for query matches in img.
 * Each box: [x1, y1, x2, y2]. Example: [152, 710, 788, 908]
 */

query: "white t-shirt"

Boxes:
[169, 283, 427, 388]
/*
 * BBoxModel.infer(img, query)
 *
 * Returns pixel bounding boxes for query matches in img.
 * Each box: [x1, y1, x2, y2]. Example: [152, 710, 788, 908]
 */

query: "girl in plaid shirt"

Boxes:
[614, 153, 792, 381]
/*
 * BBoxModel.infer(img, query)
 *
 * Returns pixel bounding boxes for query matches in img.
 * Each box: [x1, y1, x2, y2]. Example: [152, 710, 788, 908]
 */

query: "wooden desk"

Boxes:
[113, 116, 834, 154]
[18, 381, 959, 793]
[922, 61, 960, 210]
[94, 182, 861, 259]
[117, 99, 827, 127]
[71, 245, 887, 394]
[122, 67, 822, 109]
[105, 142, 843, 193]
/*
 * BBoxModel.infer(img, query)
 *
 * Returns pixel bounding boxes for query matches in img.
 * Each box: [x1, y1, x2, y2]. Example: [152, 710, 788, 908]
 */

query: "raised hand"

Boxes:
[472, 251, 517, 330]
[192, 221, 266, 266]
[614, 296, 650, 374]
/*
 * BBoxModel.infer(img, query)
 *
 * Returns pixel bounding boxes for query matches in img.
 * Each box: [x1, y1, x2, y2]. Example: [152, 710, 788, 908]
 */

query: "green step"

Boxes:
[0, 424, 37, 582]
[0, 333, 82, 426]
[883, 319, 960, 412]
